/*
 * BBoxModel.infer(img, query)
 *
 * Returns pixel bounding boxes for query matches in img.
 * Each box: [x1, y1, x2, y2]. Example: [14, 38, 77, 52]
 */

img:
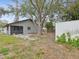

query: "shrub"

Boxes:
[57, 32, 79, 49]
[57, 33, 66, 43]
[71, 39, 79, 48]
[45, 21, 54, 32]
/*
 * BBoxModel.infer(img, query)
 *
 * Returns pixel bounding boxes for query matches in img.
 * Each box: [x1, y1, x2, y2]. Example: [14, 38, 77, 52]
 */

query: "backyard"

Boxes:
[0, 0, 79, 59]
[0, 33, 79, 59]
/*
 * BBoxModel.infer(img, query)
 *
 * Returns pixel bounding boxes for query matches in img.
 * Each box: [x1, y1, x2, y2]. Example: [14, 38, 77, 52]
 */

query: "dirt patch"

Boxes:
[32, 33, 79, 59]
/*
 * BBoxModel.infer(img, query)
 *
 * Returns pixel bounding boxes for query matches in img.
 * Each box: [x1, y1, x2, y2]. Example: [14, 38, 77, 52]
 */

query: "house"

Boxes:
[0, 27, 7, 34]
[0, 28, 3, 32]
[4, 19, 38, 35]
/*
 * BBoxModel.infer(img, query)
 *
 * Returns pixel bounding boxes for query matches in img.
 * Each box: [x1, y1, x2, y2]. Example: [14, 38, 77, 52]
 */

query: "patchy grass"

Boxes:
[0, 33, 79, 59]
[0, 48, 9, 55]
[0, 34, 18, 45]
[0, 33, 46, 59]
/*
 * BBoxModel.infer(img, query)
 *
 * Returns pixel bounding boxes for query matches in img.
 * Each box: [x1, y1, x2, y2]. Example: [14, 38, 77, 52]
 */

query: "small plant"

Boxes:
[35, 49, 44, 59]
[57, 32, 79, 49]
[57, 33, 66, 43]
[0, 48, 9, 55]
[71, 39, 79, 48]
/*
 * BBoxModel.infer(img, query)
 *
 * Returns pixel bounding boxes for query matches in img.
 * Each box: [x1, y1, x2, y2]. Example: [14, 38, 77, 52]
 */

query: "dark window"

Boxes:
[27, 27, 31, 30]
[11, 26, 23, 34]
[12, 26, 23, 31]
[13, 26, 19, 30]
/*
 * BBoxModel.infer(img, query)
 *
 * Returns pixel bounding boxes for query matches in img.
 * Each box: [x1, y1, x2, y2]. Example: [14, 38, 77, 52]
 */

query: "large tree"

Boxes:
[0, 20, 8, 28]
[21, 0, 64, 34]
[64, 0, 79, 20]
[8, 0, 21, 22]
[0, 7, 8, 17]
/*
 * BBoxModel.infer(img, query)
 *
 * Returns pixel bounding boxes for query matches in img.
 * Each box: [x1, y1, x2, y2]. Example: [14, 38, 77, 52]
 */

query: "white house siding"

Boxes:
[3, 27, 8, 34]
[0, 27, 8, 34]
[8, 21, 38, 35]
[0, 28, 3, 32]
[56, 20, 79, 38]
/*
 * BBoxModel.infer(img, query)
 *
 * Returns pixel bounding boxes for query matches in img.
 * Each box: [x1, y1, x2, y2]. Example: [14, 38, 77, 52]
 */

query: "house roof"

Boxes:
[5, 19, 33, 27]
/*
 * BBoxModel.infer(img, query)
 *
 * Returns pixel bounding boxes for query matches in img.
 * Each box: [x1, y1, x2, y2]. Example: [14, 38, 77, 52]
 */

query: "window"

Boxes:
[12, 26, 23, 31]
[27, 27, 31, 30]
[13, 26, 19, 30]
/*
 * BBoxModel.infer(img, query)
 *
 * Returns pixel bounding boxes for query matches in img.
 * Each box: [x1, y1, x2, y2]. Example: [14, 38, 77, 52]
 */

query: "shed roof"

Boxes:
[5, 19, 33, 27]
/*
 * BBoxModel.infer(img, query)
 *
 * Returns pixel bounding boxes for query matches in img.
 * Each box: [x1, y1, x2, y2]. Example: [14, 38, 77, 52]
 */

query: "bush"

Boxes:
[45, 21, 54, 32]
[57, 33, 66, 43]
[57, 33, 79, 49]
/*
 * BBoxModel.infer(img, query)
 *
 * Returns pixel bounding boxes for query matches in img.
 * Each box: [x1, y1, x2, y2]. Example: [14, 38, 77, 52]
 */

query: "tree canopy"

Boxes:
[0, 20, 8, 28]
[20, 0, 65, 34]
[65, 0, 79, 20]
[0, 7, 8, 17]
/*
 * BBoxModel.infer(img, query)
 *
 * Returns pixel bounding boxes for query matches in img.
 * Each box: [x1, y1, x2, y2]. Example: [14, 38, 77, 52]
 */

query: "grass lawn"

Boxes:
[0, 33, 79, 59]
[0, 33, 46, 59]
[0, 33, 55, 59]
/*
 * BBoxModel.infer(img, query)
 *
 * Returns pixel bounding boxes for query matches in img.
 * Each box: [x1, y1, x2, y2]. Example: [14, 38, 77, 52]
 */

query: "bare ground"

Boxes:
[33, 33, 79, 59]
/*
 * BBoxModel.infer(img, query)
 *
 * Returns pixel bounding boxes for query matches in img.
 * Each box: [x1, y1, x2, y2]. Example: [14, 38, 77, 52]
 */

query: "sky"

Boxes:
[0, 0, 15, 23]
[0, 0, 75, 23]
[0, 0, 12, 8]
[0, 0, 27, 23]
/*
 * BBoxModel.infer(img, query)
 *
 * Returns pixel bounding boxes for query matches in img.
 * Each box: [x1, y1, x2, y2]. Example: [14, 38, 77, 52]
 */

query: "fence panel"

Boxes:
[55, 20, 79, 38]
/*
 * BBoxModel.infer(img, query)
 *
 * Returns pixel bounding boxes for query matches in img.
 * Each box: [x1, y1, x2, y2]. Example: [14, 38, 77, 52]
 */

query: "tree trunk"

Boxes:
[15, 0, 19, 22]
[38, 23, 42, 35]
[37, 11, 44, 35]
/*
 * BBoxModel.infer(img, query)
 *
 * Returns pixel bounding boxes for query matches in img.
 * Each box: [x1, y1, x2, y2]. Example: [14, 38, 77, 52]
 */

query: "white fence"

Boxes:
[55, 20, 79, 38]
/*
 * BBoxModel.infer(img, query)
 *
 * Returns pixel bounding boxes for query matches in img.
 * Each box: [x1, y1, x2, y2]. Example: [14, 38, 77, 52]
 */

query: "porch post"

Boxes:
[8, 25, 11, 35]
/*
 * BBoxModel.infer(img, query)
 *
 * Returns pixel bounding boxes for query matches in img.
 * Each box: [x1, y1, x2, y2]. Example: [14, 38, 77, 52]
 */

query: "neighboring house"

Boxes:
[4, 19, 38, 35]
